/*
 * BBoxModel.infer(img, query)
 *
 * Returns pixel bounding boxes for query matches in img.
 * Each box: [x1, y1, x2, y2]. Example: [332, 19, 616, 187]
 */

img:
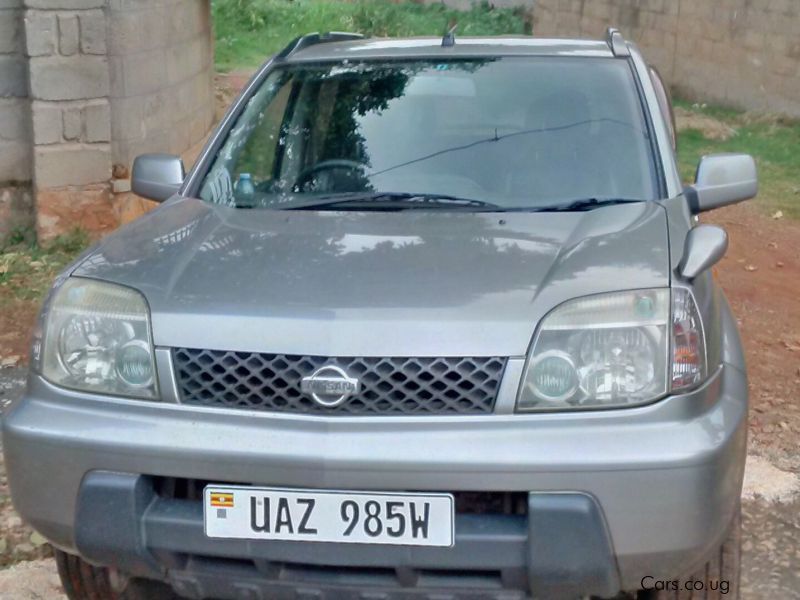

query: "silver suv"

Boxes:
[3, 30, 756, 600]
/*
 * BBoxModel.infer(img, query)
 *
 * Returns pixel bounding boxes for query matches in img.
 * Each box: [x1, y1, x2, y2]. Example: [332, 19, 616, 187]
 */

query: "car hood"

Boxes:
[73, 198, 670, 357]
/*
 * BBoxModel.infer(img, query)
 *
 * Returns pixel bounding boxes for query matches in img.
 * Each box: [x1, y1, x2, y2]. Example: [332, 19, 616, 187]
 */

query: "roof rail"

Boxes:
[605, 27, 630, 57]
[277, 32, 365, 60]
[442, 23, 457, 47]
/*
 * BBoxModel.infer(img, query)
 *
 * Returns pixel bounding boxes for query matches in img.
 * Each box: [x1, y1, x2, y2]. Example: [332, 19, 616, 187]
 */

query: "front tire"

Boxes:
[640, 505, 741, 599]
[54, 549, 179, 600]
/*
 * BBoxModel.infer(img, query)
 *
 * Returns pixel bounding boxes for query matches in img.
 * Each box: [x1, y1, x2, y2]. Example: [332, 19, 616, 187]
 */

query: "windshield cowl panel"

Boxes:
[199, 57, 658, 212]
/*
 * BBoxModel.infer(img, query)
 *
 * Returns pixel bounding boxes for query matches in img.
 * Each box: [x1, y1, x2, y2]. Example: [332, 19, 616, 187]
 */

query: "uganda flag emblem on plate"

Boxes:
[209, 491, 234, 508]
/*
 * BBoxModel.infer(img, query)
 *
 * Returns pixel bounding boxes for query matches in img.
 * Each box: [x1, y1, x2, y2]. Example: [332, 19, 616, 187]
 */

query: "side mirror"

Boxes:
[686, 153, 757, 214]
[131, 154, 185, 203]
[678, 224, 728, 280]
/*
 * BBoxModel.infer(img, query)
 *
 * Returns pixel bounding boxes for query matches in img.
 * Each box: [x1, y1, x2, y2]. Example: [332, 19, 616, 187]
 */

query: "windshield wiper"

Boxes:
[285, 192, 504, 211]
[532, 198, 645, 212]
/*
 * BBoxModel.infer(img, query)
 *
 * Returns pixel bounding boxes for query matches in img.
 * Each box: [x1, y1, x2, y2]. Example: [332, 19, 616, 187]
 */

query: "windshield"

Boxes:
[199, 57, 657, 210]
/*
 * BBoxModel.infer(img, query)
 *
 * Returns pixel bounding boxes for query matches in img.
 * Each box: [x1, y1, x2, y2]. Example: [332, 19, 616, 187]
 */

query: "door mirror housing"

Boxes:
[686, 153, 757, 214]
[678, 224, 728, 280]
[131, 154, 185, 203]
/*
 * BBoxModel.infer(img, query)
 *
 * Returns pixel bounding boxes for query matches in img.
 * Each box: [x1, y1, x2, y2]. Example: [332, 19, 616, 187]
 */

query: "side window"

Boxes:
[649, 66, 676, 151]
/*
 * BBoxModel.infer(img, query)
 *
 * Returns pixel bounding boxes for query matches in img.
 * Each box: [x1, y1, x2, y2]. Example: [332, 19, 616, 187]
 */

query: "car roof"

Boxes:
[286, 36, 616, 62]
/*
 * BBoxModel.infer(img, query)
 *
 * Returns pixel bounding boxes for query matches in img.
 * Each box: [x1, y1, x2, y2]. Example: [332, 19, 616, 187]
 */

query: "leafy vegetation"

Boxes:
[0, 229, 90, 306]
[212, 0, 529, 71]
[675, 99, 800, 218]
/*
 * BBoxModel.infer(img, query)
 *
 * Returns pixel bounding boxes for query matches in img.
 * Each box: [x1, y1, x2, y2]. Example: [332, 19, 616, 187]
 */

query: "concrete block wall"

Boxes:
[670, 0, 800, 116]
[532, 0, 800, 117]
[7, 0, 216, 241]
[23, 0, 116, 240]
[108, 0, 214, 222]
[0, 0, 31, 184]
[0, 0, 30, 182]
[0, 0, 35, 239]
[107, 0, 215, 225]
[422, 0, 532, 10]
[107, 0, 214, 174]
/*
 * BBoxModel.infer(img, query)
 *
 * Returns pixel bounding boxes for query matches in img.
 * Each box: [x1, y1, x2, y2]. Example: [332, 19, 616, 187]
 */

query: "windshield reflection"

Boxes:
[199, 57, 657, 211]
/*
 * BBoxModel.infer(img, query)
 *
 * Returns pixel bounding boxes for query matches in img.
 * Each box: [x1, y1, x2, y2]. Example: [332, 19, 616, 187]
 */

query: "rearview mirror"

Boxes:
[686, 154, 757, 214]
[131, 154, 185, 203]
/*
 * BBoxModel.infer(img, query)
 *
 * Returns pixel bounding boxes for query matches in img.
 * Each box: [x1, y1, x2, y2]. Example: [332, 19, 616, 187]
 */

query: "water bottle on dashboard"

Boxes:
[235, 173, 256, 207]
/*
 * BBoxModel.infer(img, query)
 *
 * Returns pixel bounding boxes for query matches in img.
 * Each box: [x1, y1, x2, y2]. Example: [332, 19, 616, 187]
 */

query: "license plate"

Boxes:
[204, 485, 454, 547]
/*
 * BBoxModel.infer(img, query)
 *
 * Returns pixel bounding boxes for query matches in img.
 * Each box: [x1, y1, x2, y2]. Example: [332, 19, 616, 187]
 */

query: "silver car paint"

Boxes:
[679, 225, 729, 280]
[273, 37, 618, 61]
[692, 153, 759, 211]
[5, 350, 745, 590]
[131, 153, 185, 203]
[71, 199, 670, 357]
[2, 35, 750, 595]
[627, 42, 683, 199]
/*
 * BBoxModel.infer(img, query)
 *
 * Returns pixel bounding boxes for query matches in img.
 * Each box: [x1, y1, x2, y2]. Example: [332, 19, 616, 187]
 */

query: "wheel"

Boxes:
[638, 505, 741, 600]
[54, 548, 179, 600]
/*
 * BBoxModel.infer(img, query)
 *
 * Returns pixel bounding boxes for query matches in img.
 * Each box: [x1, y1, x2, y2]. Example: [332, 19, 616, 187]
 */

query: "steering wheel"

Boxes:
[293, 159, 369, 192]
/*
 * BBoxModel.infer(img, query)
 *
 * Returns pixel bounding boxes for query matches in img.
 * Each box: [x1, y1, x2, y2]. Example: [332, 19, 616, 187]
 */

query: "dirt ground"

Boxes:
[0, 304, 36, 372]
[710, 203, 800, 467]
[0, 81, 798, 597]
[714, 204, 800, 598]
[674, 106, 738, 141]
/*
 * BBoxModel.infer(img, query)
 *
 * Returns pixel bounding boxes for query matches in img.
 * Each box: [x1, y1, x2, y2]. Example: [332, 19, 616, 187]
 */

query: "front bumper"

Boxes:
[3, 363, 747, 597]
[76, 472, 618, 599]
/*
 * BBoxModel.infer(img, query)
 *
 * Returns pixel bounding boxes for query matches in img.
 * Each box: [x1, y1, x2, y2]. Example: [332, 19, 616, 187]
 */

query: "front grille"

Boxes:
[172, 349, 506, 416]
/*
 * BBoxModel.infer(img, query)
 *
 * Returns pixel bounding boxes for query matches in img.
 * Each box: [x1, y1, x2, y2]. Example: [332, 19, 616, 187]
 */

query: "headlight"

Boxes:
[517, 288, 705, 411]
[40, 278, 158, 400]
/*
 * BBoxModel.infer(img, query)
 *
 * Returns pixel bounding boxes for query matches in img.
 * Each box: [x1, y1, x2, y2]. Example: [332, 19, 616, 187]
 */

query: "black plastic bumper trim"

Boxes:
[74, 472, 621, 599]
[527, 493, 620, 598]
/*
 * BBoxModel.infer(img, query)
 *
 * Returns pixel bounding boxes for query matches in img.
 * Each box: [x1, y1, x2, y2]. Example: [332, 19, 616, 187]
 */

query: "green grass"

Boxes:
[675, 99, 800, 218]
[212, 0, 529, 72]
[0, 229, 90, 305]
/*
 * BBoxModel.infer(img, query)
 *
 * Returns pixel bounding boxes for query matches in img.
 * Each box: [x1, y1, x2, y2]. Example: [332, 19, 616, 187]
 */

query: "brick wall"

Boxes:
[532, 0, 800, 117]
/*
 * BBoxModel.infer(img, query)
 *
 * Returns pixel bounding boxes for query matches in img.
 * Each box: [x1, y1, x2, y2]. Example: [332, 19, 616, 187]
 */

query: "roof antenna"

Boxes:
[442, 21, 457, 47]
